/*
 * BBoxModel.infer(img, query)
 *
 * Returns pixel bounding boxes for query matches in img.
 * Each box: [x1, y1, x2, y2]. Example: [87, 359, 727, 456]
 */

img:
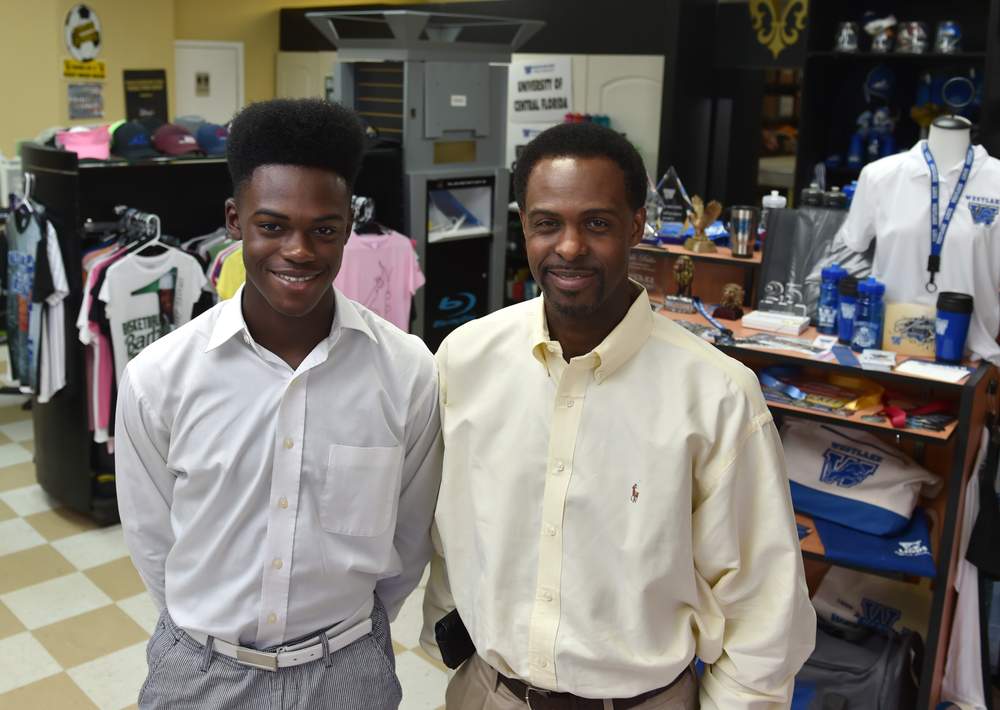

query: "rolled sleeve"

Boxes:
[694, 410, 816, 709]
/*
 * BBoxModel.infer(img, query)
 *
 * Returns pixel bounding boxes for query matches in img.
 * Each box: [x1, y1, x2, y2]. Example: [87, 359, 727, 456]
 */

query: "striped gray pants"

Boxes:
[138, 596, 402, 710]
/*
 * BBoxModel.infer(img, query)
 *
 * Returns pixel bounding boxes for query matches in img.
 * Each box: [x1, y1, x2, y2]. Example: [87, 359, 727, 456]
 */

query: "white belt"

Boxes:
[184, 611, 373, 672]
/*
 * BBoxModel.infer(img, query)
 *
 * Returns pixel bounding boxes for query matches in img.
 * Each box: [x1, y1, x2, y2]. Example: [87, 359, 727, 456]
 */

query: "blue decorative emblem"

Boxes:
[819, 443, 881, 488]
[970, 203, 998, 226]
[858, 598, 901, 634]
[432, 292, 478, 329]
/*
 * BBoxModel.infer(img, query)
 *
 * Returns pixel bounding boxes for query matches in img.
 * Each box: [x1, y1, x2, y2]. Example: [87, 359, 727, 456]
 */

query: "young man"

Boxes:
[117, 99, 441, 709]
[422, 123, 815, 709]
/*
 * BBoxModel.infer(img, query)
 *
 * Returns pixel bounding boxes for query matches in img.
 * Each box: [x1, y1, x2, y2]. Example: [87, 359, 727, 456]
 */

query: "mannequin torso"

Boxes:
[926, 116, 972, 172]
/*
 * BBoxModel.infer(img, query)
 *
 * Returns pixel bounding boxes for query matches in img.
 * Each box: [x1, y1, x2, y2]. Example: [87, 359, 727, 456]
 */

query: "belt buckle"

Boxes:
[235, 647, 279, 672]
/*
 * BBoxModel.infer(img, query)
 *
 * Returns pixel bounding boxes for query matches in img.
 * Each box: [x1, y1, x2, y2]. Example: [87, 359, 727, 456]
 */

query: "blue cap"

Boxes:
[858, 276, 885, 297]
[195, 123, 228, 156]
[822, 264, 848, 281]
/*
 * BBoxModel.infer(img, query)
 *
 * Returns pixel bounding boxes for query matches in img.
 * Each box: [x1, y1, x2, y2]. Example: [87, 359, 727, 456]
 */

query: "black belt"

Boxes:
[497, 668, 688, 710]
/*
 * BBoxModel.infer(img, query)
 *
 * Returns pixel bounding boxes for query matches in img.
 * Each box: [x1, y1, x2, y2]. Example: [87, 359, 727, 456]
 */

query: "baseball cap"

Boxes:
[152, 123, 201, 157]
[174, 114, 207, 134]
[111, 120, 158, 160]
[195, 123, 228, 156]
[56, 125, 111, 160]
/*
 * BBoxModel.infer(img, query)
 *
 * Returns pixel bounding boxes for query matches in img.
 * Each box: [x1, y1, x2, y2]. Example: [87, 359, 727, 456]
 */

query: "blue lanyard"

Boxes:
[921, 141, 975, 293]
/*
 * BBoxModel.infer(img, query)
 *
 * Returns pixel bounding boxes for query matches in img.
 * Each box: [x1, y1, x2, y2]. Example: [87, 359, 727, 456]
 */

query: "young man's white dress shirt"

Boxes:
[117, 285, 442, 648]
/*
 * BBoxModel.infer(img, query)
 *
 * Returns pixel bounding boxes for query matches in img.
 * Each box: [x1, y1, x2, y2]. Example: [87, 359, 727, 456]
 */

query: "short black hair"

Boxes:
[513, 122, 647, 212]
[226, 98, 366, 196]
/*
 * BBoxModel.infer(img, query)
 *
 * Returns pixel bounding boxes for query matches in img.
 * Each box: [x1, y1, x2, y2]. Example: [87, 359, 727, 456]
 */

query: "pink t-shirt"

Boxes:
[334, 231, 425, 331]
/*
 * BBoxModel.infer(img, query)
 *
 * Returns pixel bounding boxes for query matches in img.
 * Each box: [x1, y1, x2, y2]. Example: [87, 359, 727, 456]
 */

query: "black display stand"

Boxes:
[795, 0, 1000, 197]
[18, 144, 233, 524]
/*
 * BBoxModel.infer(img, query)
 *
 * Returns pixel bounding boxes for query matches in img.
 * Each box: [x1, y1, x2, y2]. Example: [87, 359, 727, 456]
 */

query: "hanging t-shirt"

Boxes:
[98, 248, 207, 381]
[38, 220, 69, 403]
[216, 246, 245, 300]
[334, 230, 425, 331]
[941, 429, 989, 709]
[840, 141, 1000, 365]
[5, 205, 45, 391]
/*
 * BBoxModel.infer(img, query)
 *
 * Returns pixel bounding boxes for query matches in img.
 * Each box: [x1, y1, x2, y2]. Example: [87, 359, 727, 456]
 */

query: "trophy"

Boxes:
[712, 283, 745, 321]
[663, 255, 696, 313]
[684, 195, 722, 254]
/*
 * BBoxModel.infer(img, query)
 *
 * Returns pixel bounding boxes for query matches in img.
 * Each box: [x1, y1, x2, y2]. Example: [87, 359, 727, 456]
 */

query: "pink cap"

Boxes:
[56, 125, 111, 160]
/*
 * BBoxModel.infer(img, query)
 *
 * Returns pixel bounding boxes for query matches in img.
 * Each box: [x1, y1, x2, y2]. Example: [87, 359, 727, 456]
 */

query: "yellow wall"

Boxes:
[173, 0, 437, 109]
[0, 0, 61, 157]
[0, 0, 175, 157]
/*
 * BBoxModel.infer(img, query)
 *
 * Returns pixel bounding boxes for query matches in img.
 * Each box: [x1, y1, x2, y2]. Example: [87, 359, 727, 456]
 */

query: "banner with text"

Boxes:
[508, 57, 572, 125]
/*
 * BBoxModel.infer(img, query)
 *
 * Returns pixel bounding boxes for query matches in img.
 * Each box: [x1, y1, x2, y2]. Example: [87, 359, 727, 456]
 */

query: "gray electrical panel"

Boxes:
[307, 10, 543, 349]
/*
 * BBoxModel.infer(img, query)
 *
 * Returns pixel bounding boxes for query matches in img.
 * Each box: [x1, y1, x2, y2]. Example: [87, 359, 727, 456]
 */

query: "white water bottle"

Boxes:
[760, 189, 787, 243]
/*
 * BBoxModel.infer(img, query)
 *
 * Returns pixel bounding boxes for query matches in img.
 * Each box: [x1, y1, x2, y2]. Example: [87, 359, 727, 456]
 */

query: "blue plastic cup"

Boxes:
[935, 292, 974, 364]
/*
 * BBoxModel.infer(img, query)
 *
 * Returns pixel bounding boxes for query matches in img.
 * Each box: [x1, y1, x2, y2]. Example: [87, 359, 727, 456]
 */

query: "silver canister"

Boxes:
[834, 22, 860, 52]
[935, 20, 962, 54]
[727, 206, 759, 258]
[897, 21, 929, 53]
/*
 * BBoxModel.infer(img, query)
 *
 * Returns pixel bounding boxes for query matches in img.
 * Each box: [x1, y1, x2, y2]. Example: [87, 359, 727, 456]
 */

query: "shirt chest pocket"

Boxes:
[321, 444, 403, 537]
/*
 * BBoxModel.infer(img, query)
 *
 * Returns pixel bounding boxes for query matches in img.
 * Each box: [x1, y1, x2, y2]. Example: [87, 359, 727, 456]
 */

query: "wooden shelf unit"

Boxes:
[650, 308, 997, 710]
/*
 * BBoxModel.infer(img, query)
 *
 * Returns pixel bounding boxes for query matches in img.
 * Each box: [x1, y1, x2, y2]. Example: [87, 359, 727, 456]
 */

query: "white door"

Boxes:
[584, 56, 664, 175]
[276, 51, 338, 99]
[175, 41, 244, 124]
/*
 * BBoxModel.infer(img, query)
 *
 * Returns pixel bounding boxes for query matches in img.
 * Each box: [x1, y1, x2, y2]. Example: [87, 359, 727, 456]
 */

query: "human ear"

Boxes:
[225, 197, 242, 241]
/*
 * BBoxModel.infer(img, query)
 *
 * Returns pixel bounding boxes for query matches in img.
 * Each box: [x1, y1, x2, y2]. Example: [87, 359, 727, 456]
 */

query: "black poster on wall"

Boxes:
[123, 69, 168, 126]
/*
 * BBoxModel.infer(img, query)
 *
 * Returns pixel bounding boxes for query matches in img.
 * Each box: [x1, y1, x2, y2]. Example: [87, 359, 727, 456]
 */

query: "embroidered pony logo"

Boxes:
[819, 443, 881, 488]
[631, 483, 639, 503]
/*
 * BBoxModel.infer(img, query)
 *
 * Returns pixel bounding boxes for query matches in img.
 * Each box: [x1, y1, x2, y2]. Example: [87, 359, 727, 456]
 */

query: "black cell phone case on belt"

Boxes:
[434, 608, 476, 670]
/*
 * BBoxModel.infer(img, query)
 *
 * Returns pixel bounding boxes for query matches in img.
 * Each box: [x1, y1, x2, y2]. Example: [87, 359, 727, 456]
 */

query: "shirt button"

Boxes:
[278, 496, 288, 509]
[243, 334, 251, 345]
[272, 558, 283, 570]
[554, 461, 565, 473]
[543, 524, 557, 537]
[283, 438, 294, 449]
[537, 589, 553, 602]
[565, 399, 574, 408]
[267, 613, 277, 624]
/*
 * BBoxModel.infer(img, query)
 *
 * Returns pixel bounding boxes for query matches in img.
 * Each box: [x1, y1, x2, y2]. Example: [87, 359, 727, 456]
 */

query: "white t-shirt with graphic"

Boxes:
[99, 248, 207, 381]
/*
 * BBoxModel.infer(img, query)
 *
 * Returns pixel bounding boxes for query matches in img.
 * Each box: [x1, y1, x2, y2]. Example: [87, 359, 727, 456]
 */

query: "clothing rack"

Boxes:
[19, 142, 234, 523]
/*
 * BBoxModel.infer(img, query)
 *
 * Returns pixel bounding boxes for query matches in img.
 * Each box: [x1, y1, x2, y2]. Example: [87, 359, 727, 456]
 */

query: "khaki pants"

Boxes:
[445, 655, 699, 710]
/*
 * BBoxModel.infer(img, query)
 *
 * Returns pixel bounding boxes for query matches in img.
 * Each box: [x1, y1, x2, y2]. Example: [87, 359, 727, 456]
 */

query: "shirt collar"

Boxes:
[205, 284, 377, 353]
[530, 282, 653, 383]
[904, 139, 988, 181]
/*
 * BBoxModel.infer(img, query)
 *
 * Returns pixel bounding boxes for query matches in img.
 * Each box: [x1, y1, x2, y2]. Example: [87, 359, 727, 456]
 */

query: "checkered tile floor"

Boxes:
[0, 362, 449, 709]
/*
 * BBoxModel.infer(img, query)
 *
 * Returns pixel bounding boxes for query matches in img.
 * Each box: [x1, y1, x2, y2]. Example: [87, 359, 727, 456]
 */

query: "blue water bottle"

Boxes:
[837, 276, 858, 344]
[851, 277, 886, 352]
[818, 264, 848, 334]
[935, 292, 974, 364]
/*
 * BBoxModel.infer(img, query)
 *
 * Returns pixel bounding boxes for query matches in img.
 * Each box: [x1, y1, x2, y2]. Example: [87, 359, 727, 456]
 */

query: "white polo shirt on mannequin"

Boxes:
[839, 141, 1000, 364]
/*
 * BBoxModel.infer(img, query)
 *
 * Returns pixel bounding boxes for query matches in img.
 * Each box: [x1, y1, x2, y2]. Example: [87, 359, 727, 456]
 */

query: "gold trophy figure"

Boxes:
[662, 255, 696, 313]
[673, 256, 695, 297]
[712, 283, 745, 321]
[684, 195, 722, 254]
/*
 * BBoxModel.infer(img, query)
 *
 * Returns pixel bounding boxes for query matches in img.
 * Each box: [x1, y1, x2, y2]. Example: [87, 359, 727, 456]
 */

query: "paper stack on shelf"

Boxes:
[742, 310, 811, 335]
[859, 349, 897, 372]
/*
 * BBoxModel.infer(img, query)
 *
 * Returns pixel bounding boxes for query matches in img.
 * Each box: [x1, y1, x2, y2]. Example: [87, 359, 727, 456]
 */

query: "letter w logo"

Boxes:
[819, 449, 879, 488]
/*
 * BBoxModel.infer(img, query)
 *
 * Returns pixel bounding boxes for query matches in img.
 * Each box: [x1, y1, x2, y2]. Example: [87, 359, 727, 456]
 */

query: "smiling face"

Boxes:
[521, 156, 644, 319]
[225, 164, 352, 319]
